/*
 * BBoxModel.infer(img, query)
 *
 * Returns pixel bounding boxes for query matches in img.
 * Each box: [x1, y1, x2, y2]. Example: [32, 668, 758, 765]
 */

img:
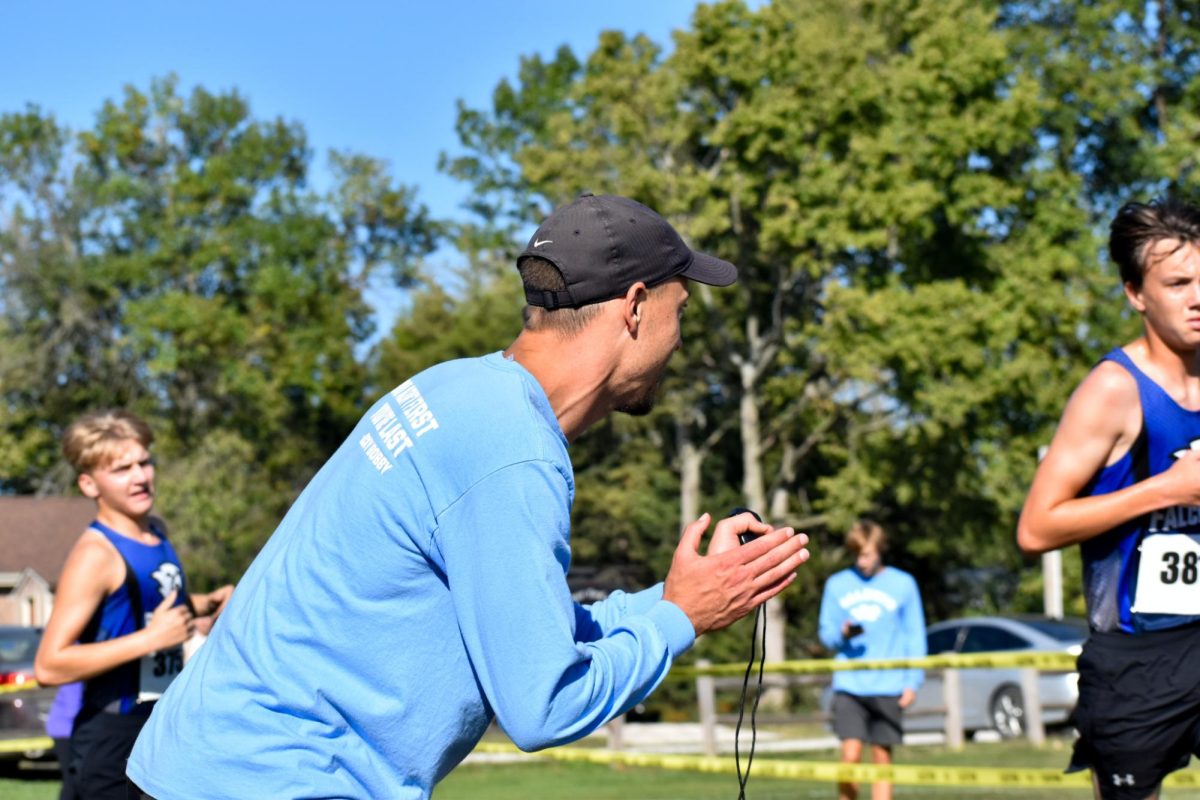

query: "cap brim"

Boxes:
[681, 251, 738, 287]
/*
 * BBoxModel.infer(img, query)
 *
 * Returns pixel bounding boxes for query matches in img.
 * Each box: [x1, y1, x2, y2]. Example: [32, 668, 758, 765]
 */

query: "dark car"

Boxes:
[0, 626, 56, 758]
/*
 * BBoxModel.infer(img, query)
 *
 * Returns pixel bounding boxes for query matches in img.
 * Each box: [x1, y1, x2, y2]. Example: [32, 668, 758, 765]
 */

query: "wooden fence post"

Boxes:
[606, 713, 625, 751]
[696, 659, 718, 757]
[1019, 667, 1045, 746]
[943, 668, 964, 751]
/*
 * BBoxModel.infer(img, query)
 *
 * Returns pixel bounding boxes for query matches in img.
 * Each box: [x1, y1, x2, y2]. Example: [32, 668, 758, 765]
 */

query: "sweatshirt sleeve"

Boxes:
[433, 461, 695, 751]
[818, 574, 845, 652]
[902, 575, 927, 690]
[574, 585, 667, 643]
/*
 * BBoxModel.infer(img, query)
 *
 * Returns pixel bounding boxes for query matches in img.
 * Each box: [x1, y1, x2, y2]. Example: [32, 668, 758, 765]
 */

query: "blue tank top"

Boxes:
[79, 519, 188, 715]
[1080, 348, 1200, 634]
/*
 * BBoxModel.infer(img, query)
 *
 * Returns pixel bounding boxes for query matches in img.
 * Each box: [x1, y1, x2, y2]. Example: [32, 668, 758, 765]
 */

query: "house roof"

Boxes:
[0, 497, 94, 587]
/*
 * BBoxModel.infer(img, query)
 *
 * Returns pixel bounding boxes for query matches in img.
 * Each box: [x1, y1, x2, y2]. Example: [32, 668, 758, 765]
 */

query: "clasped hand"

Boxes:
[663, 511, 810, 636]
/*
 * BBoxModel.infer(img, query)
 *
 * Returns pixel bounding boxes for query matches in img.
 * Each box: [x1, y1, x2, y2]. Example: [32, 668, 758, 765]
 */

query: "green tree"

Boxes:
[440, 0, 1132, 673]
[0, 77, 437, 584]
[372, 227, 523, 390]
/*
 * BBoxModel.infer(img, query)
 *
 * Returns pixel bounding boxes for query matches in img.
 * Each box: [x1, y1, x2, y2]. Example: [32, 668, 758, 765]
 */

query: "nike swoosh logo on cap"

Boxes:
[534, 238, 552, 247]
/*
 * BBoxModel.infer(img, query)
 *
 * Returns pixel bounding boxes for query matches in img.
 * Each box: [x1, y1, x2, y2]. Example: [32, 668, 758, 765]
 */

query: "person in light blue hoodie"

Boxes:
[126, 193, 813, 800]
[819, 520, 925, 800]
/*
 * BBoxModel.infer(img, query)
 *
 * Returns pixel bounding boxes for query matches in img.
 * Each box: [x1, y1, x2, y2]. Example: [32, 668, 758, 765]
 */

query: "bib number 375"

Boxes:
[138, 646, 184, 703]
[137, 611, 185, 703]
[1132, 533, 1200, 615]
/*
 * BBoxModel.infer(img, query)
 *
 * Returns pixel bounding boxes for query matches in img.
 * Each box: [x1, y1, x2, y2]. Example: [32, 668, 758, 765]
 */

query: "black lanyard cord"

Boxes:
[728, 507, 767, 800]
[734, 603, 766, 799]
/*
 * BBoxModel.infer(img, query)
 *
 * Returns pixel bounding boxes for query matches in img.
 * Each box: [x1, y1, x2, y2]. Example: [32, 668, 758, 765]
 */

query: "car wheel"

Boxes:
[990, 685, 1024, 739]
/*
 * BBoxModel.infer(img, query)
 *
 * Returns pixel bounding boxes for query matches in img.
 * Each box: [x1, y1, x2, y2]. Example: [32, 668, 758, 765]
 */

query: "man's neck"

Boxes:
[1129, 335, 1200, 406]
[95, 506, 153, 541]
[504, 329, 617, 442]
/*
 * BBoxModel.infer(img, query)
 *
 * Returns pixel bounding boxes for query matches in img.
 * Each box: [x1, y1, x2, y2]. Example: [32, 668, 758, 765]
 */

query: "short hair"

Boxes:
[518, 256, 676, 335]
[845, 519, 887, 556]
[1109, 197, 1200, 289]
[62, 409, 154, 474]
[518, 256, 604, 336]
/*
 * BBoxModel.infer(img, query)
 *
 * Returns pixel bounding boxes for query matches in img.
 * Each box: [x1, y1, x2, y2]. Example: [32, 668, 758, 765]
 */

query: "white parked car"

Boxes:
[905, 615, 1087, 738]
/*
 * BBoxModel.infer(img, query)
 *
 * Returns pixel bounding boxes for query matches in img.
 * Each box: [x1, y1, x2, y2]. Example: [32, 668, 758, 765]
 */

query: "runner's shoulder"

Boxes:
[72, 528, 128, 572]
[1072, 359, 1140, 414]
[60, 531, 125, 594]
[1052, 359, 1142, 450]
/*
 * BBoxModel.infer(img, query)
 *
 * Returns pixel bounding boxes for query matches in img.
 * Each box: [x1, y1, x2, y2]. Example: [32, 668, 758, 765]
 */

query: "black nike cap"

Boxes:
[517, 192, 738, 309]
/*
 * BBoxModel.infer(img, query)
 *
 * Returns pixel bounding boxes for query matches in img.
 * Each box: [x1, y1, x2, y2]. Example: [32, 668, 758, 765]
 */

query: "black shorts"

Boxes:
[1068, 622, 1200, 800]
[125, 777, 157, 800]
[53, 737, 77, 800]
[832, 691, 903, 746]
[68, 710, 151, 800]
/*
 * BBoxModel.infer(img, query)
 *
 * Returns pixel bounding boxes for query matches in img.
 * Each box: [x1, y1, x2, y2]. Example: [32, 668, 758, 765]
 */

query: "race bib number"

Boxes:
[1131, 533, 1200, 615]
[138, 612, 184, 702]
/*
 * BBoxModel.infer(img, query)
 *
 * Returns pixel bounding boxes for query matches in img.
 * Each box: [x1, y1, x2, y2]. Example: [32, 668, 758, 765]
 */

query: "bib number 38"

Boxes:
[1132, 533, 1200, 615]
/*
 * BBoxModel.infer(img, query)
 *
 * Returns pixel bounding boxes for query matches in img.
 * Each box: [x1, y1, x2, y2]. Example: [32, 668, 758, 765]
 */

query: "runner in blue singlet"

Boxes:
[1019, 197, 1200, 800]
[33, 410, 233, 800]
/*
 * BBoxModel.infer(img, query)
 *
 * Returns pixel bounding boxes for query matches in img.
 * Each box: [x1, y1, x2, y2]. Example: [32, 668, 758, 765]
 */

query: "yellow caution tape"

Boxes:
[0, 680, 43, 695]
[0, 736, 53, 755]
[0, 653, 1075, 691]
[672, 650, 1078, 678]
[473, 743, 1200, 788]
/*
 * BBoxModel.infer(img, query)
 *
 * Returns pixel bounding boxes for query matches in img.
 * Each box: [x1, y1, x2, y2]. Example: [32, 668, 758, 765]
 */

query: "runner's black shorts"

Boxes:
[69, 707, 152, 800]
[1068, 621, 1200, 800]
[832, 691, 903, 746]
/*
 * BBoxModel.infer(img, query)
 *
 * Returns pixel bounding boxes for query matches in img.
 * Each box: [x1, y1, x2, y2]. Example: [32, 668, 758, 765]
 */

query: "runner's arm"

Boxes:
[817, 578, 846, 651]
[34, 535, 193, 685]
[902, 576, 926, 692]
[190, 584, 234, 620]
[1017, 361, 1200, 553]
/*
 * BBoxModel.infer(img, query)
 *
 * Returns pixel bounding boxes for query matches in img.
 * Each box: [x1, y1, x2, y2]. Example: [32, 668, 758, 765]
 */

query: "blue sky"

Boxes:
[2, 1, 706, 221]
[2, 1, 710, 333]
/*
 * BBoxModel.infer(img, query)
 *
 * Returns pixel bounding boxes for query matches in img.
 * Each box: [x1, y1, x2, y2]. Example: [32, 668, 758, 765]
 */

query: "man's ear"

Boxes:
[622, 282, 648, 333]
[1123, 281, 1146, 314]
[78, 473, 99, 499]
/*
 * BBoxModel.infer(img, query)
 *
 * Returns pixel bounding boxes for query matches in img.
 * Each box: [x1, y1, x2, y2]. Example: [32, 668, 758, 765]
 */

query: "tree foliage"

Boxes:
[0, 77, 436, 585]
[5, 0, 1195, 651]
[437, 0, 1152, 661]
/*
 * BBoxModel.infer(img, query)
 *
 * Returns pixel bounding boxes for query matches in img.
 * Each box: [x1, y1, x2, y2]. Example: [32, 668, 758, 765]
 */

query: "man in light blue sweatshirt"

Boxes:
[126, 193, 812, 800]
[818, 520, 925, 800]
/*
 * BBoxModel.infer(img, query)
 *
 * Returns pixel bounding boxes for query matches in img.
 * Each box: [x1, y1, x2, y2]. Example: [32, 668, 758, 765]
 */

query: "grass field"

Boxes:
[6, 735, 1200, 799]
[436, 736, 1200, 800]
[0, 761, 59, 800]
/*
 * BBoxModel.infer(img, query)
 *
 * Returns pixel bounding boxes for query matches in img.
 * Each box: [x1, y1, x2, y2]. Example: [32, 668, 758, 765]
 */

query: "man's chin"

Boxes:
[616, 388, 660, 417]
[616, 401, 655, 417]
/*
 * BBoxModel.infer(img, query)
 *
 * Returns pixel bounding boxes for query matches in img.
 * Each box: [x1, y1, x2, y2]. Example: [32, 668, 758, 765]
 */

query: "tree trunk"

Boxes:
[739, 359, 787, 710]
[677, 416, 702, 534]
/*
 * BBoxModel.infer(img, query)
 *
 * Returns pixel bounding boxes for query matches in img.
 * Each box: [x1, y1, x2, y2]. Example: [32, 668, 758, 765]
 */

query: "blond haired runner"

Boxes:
[34, 409, 232, 800]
